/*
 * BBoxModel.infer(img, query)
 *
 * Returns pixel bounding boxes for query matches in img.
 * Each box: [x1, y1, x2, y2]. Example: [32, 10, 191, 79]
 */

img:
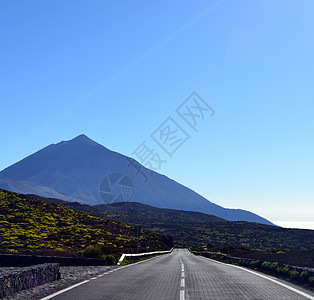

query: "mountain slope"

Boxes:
[93, 202, 226, 225]
[0, 134, 273, 225]
[0, 189, 172, 256]
[27, 193, 226, 224]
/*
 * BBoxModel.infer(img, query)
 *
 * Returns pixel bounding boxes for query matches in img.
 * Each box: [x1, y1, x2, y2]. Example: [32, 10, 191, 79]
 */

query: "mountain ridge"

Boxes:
[0, 134, 274, 225]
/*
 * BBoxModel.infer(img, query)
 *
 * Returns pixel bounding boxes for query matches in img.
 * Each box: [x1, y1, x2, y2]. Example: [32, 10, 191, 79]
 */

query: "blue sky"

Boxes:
[1, 0, 314, 228]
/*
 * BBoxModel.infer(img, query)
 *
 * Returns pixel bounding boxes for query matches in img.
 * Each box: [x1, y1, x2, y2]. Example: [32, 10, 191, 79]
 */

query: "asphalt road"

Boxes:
[43, 249, 314, 300]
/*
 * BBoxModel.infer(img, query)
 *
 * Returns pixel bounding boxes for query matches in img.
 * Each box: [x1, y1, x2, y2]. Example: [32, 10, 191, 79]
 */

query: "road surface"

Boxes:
[43, 249, 314, 300]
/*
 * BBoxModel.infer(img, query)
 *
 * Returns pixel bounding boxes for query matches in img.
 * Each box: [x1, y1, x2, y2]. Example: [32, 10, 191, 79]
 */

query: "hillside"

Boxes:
[28, 194, 314, 251]
[0, 134, 273, 225]
[28, 194, 225, 224]
[93, 202, 225, 224]
[0, 189, 173, 256]
[94, 206, 314, 251]
[168, 221, 314, 250]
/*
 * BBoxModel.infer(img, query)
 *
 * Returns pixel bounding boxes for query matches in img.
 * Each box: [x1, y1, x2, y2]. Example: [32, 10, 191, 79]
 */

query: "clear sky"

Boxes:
[1, 1, 313, 229]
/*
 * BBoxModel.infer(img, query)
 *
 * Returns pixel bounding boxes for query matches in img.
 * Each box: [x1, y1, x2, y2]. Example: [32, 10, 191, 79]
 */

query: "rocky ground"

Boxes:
[2, 265, 118, 300]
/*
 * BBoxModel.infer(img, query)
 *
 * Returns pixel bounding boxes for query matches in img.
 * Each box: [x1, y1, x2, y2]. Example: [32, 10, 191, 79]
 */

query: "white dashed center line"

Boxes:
[180, 257, 185, 300]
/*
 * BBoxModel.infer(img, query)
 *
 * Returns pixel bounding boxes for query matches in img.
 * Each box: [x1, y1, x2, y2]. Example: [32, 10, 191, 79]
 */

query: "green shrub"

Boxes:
[249, 260, 260, 268]
[120, 258, 131, 266]
[289, 270, 299, 281]
[261, 261, 271, 270]
[231, 259, 237, 265]
[282, 266, 290, 277]
[308, 276, 314, 287]
[243, 260, 250, 266]
[276, 266, 282, 274]
[300, 271, 309, 283]
[106, 254, 116, 265]
[82, 245, 103, 258]
[270, 262, 279, 273]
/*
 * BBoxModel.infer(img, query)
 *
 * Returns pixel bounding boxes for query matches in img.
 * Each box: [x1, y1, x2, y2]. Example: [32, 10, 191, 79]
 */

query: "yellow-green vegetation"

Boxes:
[0, 189, 173, 256]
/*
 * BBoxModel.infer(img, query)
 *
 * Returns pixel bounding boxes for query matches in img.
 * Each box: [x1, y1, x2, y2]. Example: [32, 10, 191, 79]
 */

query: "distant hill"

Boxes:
[93, 202, 225, 225]
[28, 193, 225, 224]
[169, 221, 314, 250]
[28, 193, 314, 251]
[0, 189, 172, 256]
[0, 134, 273, 225]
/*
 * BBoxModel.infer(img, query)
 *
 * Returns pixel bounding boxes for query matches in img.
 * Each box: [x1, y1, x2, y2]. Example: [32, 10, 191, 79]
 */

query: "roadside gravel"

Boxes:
[3, 265, 119, 300]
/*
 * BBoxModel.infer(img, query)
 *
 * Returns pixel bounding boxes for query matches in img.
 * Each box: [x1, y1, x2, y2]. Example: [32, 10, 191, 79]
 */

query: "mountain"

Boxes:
[0, 134, 273, 225]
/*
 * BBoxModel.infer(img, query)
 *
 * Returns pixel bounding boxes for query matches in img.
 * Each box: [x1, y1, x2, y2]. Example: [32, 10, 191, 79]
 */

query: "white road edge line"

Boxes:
[40, 252, 172, 300]
[200, 255, 314, 300]
[40, 280, 89, 300]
